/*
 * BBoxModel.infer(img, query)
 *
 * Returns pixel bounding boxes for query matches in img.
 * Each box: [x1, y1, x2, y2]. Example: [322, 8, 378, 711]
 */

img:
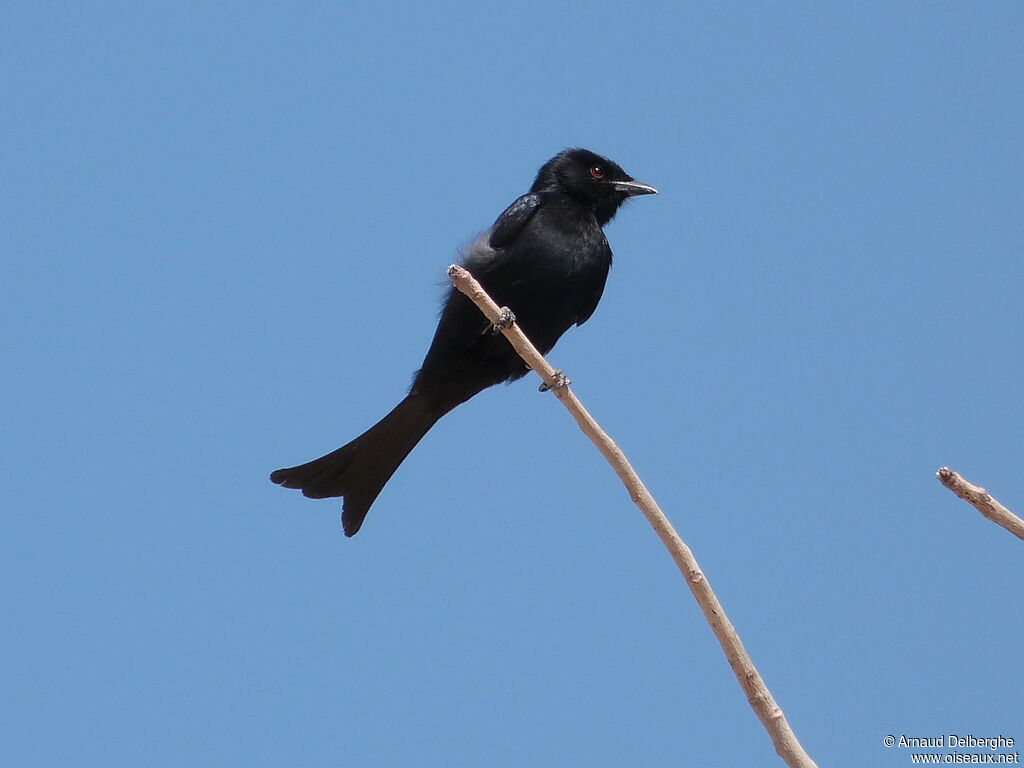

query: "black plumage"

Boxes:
[270, 148, 656, 535]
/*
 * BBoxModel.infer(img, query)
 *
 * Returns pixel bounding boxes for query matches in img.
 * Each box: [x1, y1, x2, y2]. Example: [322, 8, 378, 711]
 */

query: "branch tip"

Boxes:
[936, 467, 1024, 542]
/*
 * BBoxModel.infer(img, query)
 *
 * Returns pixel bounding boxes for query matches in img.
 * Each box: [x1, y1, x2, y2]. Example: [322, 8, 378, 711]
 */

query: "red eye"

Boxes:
[590, 166, 604, 179]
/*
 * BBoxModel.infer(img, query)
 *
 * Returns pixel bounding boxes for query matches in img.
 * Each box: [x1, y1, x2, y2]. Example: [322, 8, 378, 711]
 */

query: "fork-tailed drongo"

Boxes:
[270, 148, 656, 535]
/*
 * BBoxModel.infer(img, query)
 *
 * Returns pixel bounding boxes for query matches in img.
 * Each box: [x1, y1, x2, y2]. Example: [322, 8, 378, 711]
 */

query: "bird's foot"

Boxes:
[539, 370, 571, 392]
[490, 307, 516, 334]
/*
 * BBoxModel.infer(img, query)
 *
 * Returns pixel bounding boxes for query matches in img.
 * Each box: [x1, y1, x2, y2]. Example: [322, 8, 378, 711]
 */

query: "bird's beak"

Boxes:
[612, 180, 658, 197]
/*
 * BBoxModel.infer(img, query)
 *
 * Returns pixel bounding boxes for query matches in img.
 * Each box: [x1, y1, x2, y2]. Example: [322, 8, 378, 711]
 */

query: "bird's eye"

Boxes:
[590, 166, 604, 179]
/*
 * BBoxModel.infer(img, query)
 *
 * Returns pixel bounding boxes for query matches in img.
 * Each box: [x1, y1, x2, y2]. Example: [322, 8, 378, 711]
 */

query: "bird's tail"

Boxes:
[270, 393, 441, 536]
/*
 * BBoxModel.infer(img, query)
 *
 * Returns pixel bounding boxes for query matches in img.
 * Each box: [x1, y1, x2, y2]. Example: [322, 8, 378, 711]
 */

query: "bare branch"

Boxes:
[936, 467, 1024, 542]
[448, 265, 819, 768]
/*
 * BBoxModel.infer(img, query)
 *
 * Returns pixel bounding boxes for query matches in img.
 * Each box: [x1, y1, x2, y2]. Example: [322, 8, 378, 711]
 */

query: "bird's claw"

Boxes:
[539, 370, 571, 392]
[490, 307, 516, 334]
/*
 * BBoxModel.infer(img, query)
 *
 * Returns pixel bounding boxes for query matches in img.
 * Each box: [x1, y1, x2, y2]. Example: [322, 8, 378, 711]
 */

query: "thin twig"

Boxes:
[448, 265, 819, 768]
[936, 467, 1024, 542]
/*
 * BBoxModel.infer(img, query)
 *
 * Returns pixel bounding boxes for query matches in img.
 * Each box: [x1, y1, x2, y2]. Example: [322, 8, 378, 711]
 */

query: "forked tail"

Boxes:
[270, 393, 440, 536]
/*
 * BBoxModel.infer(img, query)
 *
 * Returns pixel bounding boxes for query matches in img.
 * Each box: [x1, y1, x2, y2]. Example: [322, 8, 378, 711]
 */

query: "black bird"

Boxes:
[270, 148, 656, 535]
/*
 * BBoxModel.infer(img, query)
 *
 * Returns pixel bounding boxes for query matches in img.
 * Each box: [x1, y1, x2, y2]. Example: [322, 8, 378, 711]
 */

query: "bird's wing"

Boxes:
[488, 193, 543, 249]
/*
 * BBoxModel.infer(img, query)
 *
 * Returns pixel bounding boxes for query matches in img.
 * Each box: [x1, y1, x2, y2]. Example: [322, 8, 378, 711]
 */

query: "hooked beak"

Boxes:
[612, 180, 658, 197]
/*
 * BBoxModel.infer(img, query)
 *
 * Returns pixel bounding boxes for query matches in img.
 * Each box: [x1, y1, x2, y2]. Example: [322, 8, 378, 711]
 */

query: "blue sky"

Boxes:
[4, 2, 1023, 766]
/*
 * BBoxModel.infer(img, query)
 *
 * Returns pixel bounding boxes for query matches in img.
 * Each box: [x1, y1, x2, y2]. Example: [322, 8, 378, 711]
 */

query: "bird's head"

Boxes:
[530, 148, 657, 226]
